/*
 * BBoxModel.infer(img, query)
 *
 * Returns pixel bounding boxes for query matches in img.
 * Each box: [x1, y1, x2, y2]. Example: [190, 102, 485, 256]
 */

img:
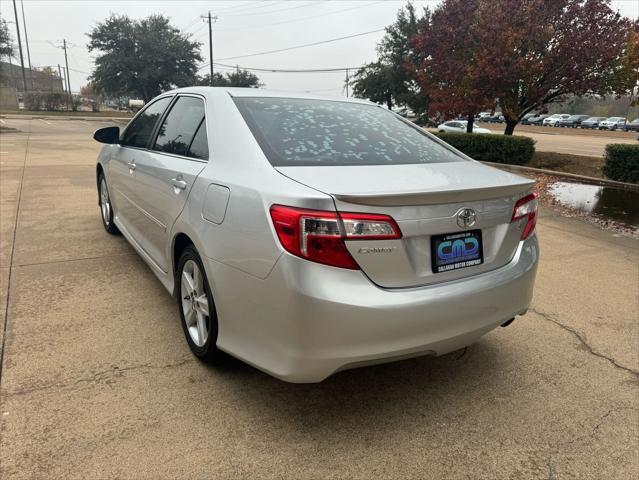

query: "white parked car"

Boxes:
[598, 117, 626, 130]
[437, 120, 491, 134]
[542, 114, 570, 127]
[93, 87, 538, 383]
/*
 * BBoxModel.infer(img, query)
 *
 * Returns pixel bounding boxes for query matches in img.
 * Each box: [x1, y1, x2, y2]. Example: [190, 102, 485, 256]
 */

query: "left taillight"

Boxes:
[512, 192, 538, 240]
[269, 205, 401, 270]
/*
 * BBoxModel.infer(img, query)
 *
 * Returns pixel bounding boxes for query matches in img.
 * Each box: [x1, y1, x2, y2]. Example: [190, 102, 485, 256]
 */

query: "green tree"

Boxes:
[87, 15, 202, 101]
[197, 69, 263, 88]
[0, 17, 14, 58]
[350, 62, 394, 109]
[350, 3, 427, 117]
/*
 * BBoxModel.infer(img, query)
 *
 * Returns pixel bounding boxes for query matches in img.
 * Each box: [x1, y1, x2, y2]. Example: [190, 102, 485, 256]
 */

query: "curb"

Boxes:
[482, 161, 639, 191]
[0, 114, 131, 122]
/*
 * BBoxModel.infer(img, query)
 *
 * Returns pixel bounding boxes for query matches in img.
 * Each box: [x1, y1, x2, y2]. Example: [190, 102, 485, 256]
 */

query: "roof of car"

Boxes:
[166, 86, 375, 105]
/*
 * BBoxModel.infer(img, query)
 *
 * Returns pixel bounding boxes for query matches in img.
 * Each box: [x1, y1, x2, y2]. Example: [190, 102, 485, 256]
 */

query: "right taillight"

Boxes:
[512, 192, 538, 240]
[269, 205, 401, 270]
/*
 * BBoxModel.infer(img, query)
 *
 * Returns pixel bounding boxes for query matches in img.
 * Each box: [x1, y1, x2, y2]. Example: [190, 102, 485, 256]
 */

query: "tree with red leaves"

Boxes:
[411, 0, 492, 133]
[411, 0, 633, 135]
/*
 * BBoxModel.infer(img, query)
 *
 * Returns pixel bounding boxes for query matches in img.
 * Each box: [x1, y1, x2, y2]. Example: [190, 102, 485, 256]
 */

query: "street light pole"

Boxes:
[11, 0, 27, 93]
[62, 39, 71, 94]
[20, 0, 33, 90]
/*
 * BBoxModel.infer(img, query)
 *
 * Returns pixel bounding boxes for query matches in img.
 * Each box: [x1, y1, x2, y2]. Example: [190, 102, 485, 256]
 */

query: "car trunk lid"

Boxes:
[277, 162, 535, 288]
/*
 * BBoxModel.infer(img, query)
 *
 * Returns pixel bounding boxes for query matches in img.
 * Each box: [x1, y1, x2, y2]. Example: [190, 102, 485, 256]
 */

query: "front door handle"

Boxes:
[171, 178, 188, 191]
[127, 161, 136, 173]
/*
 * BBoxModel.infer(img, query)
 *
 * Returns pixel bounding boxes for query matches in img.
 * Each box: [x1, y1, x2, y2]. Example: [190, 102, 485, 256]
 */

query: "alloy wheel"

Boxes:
[180, 259, 210, 347]
[100, 177, 111, 225]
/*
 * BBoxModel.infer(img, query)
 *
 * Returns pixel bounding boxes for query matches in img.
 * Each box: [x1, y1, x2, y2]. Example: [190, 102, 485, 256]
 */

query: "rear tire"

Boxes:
[176, 246, 220, 362]
[98, 172, 120, 235]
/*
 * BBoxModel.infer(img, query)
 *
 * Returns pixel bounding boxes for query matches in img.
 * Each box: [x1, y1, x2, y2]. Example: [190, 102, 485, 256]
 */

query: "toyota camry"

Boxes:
[93, 87, 539, 382]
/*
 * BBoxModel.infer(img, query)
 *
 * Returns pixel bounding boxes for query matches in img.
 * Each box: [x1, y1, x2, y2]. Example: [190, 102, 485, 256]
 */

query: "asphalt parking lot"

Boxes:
[1, 118, 638, 479]
[477, 122, 637, 157]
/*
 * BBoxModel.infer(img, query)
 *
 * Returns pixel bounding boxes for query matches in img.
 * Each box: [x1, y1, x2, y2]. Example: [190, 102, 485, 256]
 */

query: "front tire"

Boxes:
[177, 246, 219, 362]
[98, 172, 120, 235]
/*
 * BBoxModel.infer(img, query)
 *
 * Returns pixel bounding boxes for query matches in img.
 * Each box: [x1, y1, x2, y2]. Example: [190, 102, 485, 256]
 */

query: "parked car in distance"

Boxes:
[519, 113, 538, 125]
[92, 87, 539, 383]
[558, 115, 589, 128]
[543, 114, 571, 127]
[623, 118, 639, 132]
[526, 114, 550, 126]
[437, 120, 491, 133]
[485, 113, 505, 123]
[599, 117, 627, 130]
[580, 116, 607, 129]
[476, 112, 492, 120]
[393, 107, 415, 118]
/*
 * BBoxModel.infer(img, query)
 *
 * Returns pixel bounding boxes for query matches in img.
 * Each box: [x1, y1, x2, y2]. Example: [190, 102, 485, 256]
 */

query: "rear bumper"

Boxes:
[210, 235, 539, 383]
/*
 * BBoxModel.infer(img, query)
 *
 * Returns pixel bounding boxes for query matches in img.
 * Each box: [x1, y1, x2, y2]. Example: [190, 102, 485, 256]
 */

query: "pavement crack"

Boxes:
[0, 127, 30, 385]
[2, 358, 195, 399]
[530, 307, 639, 378]
[556, 406, 639, 448]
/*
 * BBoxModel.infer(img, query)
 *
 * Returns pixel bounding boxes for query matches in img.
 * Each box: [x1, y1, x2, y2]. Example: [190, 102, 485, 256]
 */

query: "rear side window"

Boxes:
[186, 120, 209, 160]
[153, 96, 205, 157]
[121, 97, 172, 148]
[233, 97, 463, 166]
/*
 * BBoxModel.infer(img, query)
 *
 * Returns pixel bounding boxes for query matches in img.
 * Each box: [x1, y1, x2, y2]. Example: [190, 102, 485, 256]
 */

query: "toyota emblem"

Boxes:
[456, 208, 477, 228]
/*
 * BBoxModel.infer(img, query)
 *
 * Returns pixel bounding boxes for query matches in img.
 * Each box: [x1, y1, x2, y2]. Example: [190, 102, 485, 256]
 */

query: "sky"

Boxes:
[1, 0, 638, 96]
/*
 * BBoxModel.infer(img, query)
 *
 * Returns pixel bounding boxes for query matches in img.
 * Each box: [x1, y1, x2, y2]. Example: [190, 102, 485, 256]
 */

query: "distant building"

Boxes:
[0, 61, 65, 93]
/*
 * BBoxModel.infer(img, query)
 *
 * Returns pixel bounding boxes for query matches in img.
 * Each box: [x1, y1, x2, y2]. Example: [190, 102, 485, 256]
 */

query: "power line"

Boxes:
[200, 27, 384, 68]
[214, 62, 355, 73]
[214, 1, 384, 32]
[215, 1, 285, 14]
[181, 16, 202, 33]
[222, 1, 322, 17]
[213, 1, 278, 14]
[67, 67, 90, 75]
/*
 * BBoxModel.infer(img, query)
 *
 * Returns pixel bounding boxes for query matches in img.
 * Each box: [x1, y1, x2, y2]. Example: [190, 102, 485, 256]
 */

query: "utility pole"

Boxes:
[20, 0, 33, 90]
[57, 64, 65, 93]
[12, 0, 27, 93]
[62, 40, 71, 94]
[201, 11, 218, 83]
[345, 68, 350, 98]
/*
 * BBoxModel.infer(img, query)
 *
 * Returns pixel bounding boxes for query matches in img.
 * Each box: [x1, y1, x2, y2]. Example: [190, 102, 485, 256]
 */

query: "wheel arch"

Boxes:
[173, 232, 195, 281]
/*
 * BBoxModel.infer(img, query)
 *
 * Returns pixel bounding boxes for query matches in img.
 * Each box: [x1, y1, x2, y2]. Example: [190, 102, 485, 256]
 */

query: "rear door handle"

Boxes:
[171, 178, 188, 190]
[127, 161, 136, 172]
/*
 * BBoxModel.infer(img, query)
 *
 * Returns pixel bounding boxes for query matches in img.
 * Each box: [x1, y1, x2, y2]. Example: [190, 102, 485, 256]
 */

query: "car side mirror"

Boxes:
[93, 126, 120, 144]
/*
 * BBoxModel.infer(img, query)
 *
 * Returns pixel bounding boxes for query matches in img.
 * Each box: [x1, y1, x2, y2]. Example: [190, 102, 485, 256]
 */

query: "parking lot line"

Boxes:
[38, 119, 52, 125]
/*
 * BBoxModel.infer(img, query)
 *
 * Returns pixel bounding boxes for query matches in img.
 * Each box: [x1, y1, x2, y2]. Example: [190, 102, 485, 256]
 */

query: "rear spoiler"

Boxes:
[332, 182, 535, 206]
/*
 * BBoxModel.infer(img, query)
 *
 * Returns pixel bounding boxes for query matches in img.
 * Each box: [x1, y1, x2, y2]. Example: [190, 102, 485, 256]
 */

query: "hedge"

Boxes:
[602, 144, 639, 183]
[24, 92, 74, 112]
[432, 132, 535, 165]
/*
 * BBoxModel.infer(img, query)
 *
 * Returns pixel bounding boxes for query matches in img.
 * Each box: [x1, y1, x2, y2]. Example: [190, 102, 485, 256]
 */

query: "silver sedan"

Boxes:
[94, 87, 539, 382]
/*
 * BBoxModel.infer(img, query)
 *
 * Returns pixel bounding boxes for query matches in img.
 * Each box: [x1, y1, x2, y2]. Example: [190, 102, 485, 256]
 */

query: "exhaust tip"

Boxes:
[501, 318, 515, 328]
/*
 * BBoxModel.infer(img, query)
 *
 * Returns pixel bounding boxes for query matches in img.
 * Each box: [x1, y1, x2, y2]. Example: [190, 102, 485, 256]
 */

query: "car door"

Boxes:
[128, 94, 209, 272]
[109, 96, 173, 239]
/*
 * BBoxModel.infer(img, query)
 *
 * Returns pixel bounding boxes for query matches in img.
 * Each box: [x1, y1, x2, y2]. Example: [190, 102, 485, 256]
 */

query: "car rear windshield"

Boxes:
[233, 97, 464, 166]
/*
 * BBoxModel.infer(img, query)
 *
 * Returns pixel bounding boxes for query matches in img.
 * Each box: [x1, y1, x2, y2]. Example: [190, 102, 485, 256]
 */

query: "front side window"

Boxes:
[121, 97, 172, 148]
[234, 97, 463, 166]
[153, 96, 205, 157]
